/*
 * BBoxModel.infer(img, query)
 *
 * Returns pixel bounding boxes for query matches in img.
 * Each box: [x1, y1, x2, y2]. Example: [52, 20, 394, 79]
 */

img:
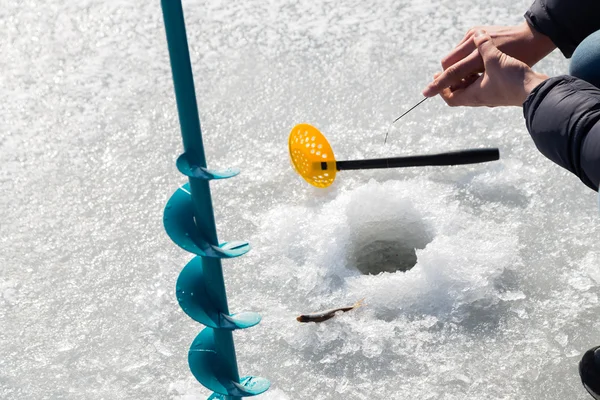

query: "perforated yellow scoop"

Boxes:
[289, 123, 501, 188]
[288, 123, 337, 188]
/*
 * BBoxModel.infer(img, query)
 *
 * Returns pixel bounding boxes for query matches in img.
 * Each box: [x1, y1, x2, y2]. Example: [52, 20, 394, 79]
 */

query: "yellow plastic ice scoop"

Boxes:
[289, 123, 500, 188]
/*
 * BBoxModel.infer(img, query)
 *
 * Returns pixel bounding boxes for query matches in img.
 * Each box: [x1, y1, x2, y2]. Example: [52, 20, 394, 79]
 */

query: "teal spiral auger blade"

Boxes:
[160, 1, 270, 398]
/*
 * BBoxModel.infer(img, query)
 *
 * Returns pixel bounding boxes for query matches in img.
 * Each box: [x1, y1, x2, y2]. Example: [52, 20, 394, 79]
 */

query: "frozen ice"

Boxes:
[1, 0, 599, 399]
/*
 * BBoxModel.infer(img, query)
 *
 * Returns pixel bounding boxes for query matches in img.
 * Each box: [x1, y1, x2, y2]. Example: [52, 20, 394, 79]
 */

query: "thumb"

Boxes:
[474, 30, 502, 68]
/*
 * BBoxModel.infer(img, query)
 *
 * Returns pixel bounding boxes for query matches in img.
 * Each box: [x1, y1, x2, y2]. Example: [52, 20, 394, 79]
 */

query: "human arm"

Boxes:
[434, 31, 549, 107]
[524, 76, 600, 191]
[422, 22, 555, 97]
[525, 0, 600, 58]
[437, 31, 600, 191]
[423, 0, 600, 98]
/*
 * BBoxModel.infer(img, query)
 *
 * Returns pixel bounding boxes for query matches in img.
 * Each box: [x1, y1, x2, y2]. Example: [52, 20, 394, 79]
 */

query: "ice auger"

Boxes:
[160, 1, 270, 398]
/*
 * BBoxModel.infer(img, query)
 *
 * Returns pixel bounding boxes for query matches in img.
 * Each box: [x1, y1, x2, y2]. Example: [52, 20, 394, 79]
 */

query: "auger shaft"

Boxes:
[161, 1, 240, 398]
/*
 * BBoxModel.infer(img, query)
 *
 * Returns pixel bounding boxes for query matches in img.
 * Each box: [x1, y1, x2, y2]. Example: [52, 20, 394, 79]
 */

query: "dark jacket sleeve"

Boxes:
[525, 0, 600, 58]
[523, 75, 600, 191]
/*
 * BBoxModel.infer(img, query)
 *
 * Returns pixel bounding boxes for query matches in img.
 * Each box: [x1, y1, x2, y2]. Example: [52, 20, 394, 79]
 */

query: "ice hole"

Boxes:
[344, 190, 434, 275]
[352, 239, 423, 274]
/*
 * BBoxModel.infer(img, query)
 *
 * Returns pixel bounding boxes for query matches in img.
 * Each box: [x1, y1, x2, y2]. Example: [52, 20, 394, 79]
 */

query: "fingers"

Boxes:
[456, 27, 481, 48]
[440, 74, 485, 107]
[473, 30, 502, 69]
[441, 35, 477, 70]
[450, 73, 481, 92]
[422, 50, 483, 97]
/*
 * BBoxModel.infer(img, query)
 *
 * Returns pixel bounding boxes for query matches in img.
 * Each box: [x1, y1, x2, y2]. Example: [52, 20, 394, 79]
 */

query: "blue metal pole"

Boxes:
[160, 1, 269, 398]
[160, 1, 239, 398]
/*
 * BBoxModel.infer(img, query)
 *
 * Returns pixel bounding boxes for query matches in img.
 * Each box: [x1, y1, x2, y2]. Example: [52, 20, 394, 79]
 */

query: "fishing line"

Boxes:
[384, 97, 429, 144]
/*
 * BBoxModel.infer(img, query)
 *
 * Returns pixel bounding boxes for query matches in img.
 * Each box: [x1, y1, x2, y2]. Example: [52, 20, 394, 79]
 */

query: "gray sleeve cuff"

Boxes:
[524, 0, 600, 59]
[524, 0, 576, 58]
[523, 75, 600, 191]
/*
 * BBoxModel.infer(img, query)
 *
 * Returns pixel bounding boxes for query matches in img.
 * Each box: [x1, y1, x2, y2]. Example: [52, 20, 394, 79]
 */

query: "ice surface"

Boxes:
[1, 0, 599, 399]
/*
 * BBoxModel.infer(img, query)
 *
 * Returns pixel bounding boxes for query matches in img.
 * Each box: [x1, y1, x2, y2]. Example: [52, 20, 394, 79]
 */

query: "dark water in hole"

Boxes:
[354, 239, 420, 274]
[347, 218, 434, 275]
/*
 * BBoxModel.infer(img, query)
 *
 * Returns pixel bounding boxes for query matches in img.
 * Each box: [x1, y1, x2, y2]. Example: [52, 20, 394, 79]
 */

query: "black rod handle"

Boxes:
[335, 148, 499, 171]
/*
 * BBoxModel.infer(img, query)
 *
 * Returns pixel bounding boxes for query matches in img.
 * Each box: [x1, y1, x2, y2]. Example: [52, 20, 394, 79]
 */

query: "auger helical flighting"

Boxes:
[160, 1, 270, 399]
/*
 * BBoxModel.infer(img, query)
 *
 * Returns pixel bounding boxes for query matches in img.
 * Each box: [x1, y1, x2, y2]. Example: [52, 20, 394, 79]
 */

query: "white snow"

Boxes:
[1, 0, 598, 399]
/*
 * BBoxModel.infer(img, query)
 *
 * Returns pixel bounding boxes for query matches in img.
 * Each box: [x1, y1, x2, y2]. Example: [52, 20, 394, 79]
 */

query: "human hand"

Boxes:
[435, 30, 548, 107]
[422, 22, 555, 97]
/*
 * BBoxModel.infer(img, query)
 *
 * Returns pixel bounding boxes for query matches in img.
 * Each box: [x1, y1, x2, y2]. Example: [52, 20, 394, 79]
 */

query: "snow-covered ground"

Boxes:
[1, 0, 598, 399]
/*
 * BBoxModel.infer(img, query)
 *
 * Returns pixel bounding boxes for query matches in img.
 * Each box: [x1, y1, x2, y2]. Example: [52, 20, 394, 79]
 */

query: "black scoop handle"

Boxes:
[335, 148, 500, 171]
